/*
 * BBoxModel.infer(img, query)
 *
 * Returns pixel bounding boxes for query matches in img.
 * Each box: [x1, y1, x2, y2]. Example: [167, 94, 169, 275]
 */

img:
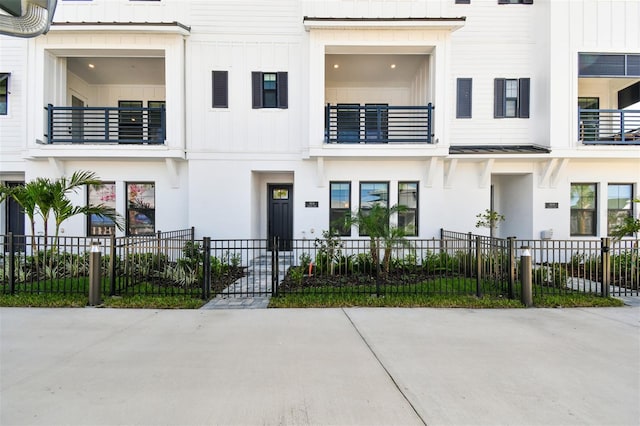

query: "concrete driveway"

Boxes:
[1, 306, 638, 426]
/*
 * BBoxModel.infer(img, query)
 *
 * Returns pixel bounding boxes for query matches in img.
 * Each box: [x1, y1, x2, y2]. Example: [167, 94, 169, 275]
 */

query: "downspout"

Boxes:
[0, 0, 57, 38]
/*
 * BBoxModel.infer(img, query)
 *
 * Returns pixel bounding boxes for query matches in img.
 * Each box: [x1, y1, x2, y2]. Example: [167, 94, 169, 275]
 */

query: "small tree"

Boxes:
[345, 204, 408, 276]
[475, 209, 505, 239]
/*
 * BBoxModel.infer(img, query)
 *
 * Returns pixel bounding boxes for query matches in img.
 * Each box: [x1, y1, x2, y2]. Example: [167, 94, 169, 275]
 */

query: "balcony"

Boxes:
[325, 104, 434, 144]
[45, 104, 166, 145]
[579, 108, 640, 145]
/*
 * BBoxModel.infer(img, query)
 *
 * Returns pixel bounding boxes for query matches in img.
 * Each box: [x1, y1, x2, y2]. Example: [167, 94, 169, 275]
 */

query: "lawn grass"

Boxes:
[0, 293, 205, 309]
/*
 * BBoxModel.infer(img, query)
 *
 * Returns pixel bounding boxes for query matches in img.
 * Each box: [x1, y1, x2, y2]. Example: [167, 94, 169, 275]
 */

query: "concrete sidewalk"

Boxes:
[1, 307, 638, 426]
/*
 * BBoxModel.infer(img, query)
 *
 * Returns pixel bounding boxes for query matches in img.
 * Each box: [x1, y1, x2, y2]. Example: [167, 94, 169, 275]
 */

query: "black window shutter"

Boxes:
[518, 78, 530, 118]
[251, 72, 263, 109]
[212, 71, 228, 108]
[277, 71, 288, 109]
[456, 78, 472, 118]
[494, 78, 505, 118]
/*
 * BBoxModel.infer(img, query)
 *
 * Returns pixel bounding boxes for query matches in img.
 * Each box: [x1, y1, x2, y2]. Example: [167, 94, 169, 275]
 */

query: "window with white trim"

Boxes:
[398, 182, 418, 236]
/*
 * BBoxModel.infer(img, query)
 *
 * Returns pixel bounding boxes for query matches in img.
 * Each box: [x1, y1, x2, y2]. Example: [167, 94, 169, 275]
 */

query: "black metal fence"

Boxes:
[1, 230, 638, 301]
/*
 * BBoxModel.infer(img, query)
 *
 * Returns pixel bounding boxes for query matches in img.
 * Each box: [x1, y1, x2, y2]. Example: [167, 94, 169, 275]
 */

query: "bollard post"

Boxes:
[88, 240, 102, 306]
[520, 246, 533, 307]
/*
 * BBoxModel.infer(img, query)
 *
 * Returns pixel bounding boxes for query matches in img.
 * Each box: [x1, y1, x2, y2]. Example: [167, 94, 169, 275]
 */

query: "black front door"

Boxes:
[268, 184, 293, 251]
[5, 181, 25, 251]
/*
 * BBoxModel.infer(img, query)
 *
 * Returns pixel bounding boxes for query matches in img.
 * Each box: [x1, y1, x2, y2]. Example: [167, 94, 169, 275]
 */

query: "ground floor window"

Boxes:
[127, 182, 155, 235]
[359, 182, 389, 236]
[87, 183, 116, 236]
[398, 182, 418, 236]
[570, 183, 597, 236]
[607, 183, 634, 236]
[330, 182, 351, 236]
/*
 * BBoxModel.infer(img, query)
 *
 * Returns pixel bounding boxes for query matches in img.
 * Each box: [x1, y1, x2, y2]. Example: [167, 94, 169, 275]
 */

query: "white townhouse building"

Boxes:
[0, 0, 638, 246]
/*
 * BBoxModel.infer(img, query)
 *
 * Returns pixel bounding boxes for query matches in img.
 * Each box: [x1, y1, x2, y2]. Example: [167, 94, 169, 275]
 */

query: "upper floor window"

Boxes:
[579, 53, 640, 77]
[608, 184, 634, 236]
[570, 183, 597, 236]
[212, 71, 228, 108]
[494, 78, 530, 118]
[252, 71, 288, 109]
[456, 78, 472, 118]
[0, 73, 9, 115]
[498, 0, 533, 4]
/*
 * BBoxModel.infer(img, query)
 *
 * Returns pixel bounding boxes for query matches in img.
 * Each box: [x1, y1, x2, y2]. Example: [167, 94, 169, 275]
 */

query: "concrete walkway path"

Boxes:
[1, 306, 638, 425]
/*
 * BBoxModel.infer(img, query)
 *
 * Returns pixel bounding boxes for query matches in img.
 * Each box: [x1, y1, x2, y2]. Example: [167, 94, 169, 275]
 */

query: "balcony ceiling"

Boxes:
[67, 57, 165, 85]
[326, 54, 427, 86]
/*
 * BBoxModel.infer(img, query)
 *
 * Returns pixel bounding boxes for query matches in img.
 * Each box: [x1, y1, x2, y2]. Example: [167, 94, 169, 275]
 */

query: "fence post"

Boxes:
[202, 237, 211, 300]
[8, 232, 15, 295]
[520, 246, 533, 307]
[507, 237, 516, 299]
[468, 232, 474, 277]
[475, 236, 482, 297]
[271, 237, 279, 296]
[601, 237, 611, 298]
[156, 230, 162, 270]
[109, 234, 116, 296]
[88, 240, 102, 306]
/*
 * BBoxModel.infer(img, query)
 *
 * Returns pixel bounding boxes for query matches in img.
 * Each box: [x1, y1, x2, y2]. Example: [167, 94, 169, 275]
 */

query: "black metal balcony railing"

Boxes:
[579, 108, 640, 144]
[325, 103, 434, 144]
[45, 104, 166, 144]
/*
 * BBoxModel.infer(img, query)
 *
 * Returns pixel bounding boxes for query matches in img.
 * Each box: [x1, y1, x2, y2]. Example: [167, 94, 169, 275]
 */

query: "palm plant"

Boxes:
[49, 171, 124, 248]
[344, 203, 408, 276]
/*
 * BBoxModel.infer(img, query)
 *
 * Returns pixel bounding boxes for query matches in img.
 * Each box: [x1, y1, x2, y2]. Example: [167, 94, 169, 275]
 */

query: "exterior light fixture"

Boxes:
[333, 64, 339, 69]
[88, 63, 95, 69]
[390, 64, 396, 69]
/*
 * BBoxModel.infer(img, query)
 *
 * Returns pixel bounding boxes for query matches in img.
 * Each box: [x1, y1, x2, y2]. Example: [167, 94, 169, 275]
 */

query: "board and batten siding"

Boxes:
[187, 40, 303, 155]
[0, 38, 28, 167]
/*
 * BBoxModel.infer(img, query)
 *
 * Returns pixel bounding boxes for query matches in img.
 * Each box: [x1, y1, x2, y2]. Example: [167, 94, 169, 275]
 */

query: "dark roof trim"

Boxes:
[52, 21, 191, 32]
[304, 16, 466, 23]
[449, 145, 551, 155]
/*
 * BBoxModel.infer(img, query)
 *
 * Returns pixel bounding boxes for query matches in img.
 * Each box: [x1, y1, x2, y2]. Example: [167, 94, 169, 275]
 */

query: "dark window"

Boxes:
[498, 0, 533, 4]
[252, 71, 288, 109]
[330, 182, 351, 236]
[456, 78, 472, 118]
[608, 184, 634, 236]
[365, 103, 388, 142]
[212, 71, 228, 108]
[118, 100, 143, 141]
[455, 0, 471, 4]
[570, 183, 597, 236]
[126, 182, 155, 235]
[87, 183, 117, 236]
[578, 53, 640, 77]
[337, 103, 360, 142]
[398, 182, 418, 236]
[147, 101, 165, 141]
[494, 78, 530, 118]
[578, 97, 600, 141]
[359, 182, 389, 237]
[0, 73, 8, 115]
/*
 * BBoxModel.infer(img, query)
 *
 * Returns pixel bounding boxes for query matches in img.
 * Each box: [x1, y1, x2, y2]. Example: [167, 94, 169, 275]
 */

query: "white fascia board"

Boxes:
[49, 24, 190, 36]
[307, 144, 449, 159]
[26, 146, 187, 161]
[303, 19, 465, 32]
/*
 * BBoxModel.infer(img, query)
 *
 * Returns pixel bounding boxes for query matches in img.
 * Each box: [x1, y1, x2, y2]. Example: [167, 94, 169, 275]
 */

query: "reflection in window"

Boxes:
[127, 182, 155, 235]
[273, 189, 289, 200]
[398, 182, 418, 236]
[87, 183, 116, 236]
[359, 182, 389, 236]
[570, 183, 597, 236]
[330, 182, 351, 236]
[608, 184, 633, 236]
